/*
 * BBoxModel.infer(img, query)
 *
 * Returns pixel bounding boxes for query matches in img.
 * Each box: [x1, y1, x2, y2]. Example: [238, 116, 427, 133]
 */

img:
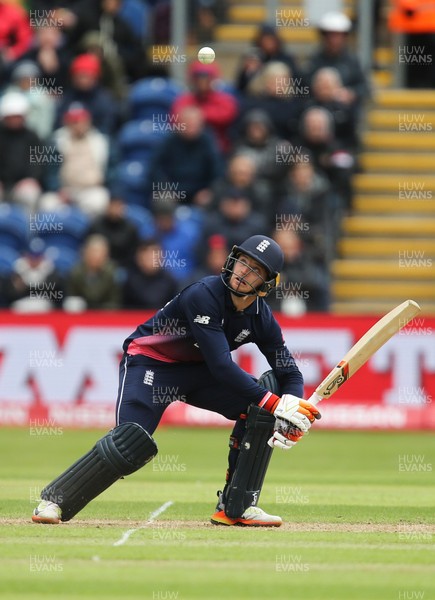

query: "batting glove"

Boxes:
[274, 394, 321, 433]
[259, 392, 321, 451]
[268, 418, 304, 450]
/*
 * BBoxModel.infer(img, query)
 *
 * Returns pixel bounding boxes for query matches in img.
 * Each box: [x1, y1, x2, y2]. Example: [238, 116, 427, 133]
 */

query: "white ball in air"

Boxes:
[197, 46, 215, 64]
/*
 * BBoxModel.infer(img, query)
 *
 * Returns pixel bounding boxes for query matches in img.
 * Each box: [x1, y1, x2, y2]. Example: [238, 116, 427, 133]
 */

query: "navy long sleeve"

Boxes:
[123, 276, 303, 402]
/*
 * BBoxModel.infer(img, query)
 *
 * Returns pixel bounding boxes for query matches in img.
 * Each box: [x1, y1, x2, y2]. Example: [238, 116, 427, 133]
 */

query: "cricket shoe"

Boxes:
[32, 500, 61, 524]
[210, 492, 282, 527]
[211, 505, 282, 527]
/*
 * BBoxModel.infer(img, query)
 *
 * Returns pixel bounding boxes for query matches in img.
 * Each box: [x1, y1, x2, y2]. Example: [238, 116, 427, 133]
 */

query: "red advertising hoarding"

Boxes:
[0, 311, 434, 429]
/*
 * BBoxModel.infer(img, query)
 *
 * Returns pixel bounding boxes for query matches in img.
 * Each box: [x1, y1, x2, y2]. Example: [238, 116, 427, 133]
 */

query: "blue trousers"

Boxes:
[115, 354, 256, 481]
[115, 354, 256, 433]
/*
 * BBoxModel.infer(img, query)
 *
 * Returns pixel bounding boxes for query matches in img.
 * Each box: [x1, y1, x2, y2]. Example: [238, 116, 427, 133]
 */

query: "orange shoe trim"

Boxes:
[210, 510, 282, 527]
[233, 517, 282, 527]
[31, 514, 60, 524]
[210, 510, 236, 526]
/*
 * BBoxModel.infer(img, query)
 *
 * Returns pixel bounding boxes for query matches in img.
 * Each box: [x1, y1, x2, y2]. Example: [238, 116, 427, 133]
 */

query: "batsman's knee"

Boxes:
[257, 369, 281, 396]
[96, 421, 158, 474]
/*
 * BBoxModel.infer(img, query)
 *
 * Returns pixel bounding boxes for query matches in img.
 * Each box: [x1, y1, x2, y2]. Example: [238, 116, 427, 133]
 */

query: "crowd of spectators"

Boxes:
[0, 2, 369, 314]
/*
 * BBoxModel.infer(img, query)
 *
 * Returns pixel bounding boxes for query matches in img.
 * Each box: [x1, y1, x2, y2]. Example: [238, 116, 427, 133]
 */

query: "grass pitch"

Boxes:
[0, 426, 434, 600]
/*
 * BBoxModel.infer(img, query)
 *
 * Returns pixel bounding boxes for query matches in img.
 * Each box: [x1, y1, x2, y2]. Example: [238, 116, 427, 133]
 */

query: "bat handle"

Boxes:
[306, 391, 323, 407]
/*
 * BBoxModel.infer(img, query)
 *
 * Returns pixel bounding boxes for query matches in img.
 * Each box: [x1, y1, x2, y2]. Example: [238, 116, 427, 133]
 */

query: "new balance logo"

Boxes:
[193, 315, 210, 324]
[256, 239, 270, 252]
[143, 370, 154, 385]
[235, 329, 251, 343]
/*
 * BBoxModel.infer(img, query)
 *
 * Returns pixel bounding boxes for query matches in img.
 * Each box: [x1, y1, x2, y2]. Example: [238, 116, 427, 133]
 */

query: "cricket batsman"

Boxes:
[32, 235, 320, 527]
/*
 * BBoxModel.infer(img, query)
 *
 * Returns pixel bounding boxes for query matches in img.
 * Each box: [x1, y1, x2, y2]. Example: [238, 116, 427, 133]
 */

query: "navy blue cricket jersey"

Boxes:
[123, 276, 303, 404]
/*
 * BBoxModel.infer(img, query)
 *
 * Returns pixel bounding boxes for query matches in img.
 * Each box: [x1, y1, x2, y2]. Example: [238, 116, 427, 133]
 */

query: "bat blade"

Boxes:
[309, 299, 421, 405]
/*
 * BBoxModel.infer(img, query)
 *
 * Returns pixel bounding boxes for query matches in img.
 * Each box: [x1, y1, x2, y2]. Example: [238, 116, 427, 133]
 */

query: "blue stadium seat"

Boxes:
[45, 245, 79, 275]
[119, 0, 151, 39]
[36, 207, 89, 250]
[124, 204, 156, 239]
[176, 204, 204, 228]
[0, 204, 29, 251]
[129, 77, 183, 121]
[118, 119, 166, 162]
[0, 246, 20, 275]
[116, 160, 150, 206]
[213, 79, 241, 100]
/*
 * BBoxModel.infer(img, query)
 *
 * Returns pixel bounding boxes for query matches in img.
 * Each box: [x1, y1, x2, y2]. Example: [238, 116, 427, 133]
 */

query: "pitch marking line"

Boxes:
[112, 501, 174, 547]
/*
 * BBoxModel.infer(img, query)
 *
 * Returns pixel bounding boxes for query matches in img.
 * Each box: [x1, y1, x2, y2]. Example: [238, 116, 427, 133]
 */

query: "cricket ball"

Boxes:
[197, 46, 215, 64]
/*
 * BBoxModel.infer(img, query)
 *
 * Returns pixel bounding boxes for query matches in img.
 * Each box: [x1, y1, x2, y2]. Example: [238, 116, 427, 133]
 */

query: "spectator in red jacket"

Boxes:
[0, 0, 32, 72]
[172, 60, 238, 155]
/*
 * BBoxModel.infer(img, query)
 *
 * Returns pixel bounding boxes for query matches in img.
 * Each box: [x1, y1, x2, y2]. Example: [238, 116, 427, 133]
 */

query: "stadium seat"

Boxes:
[35, 207, 89, 250]
[118, 119, 166, 162]
[115, 160, 150, 206]
[0, 246, 20, 275]
[124, 204, 156, 239]
[176, 204, 204, 228]
[119, 0, 151, 39]
[128, 77, 183, 121]
[45, 245, 79, 275]
[0, 204, 29, 251]
[213, 79, 240, 100]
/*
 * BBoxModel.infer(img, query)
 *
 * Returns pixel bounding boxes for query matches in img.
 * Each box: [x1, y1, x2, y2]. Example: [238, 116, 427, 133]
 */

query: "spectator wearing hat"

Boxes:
[0, 92, 43, 211]
[63, 0, 144, 83]
[55, 53, 119, 135]
[78, 30, 127, 100]
[122, 239, 178, 310]
[149, 105, 221, 208]
[5, 61, 56, 140]
[2, 237, 64, 311]
[305, 12, 369, 112]
[42, 103, 111, 217]
[236, 23, 300, 93]
[171, 60, 238, 155]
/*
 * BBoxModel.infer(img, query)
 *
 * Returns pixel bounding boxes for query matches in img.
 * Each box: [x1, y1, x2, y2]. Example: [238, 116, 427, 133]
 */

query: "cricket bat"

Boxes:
[307, 299, 421, 406]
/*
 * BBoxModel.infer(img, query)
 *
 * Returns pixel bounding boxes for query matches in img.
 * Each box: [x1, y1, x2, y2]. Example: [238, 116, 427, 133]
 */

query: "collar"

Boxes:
[224, 285, 260, 315]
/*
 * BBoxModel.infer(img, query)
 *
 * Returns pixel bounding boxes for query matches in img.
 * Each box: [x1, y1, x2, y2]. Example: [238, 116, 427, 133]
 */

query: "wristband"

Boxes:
[258, 391, 280, 413]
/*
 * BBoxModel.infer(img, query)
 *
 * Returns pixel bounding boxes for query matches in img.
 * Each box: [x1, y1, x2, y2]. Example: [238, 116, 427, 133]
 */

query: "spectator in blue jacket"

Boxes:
[151, 201, 203, 283]
[149, 105, 221, 208]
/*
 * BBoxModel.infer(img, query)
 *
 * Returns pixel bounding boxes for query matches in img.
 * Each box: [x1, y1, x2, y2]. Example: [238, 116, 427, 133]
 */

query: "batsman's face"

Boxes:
[230, 253, 267, 294]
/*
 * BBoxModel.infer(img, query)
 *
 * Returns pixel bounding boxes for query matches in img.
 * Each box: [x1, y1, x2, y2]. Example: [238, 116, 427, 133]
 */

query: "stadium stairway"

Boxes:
[214, 0, 356, 51]
[210, 2, 434, 315]
[332, 89, 435, 315]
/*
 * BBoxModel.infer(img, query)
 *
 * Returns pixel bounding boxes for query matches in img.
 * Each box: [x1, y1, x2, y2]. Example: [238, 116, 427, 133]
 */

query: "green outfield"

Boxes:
[0, 426, 434, 600]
